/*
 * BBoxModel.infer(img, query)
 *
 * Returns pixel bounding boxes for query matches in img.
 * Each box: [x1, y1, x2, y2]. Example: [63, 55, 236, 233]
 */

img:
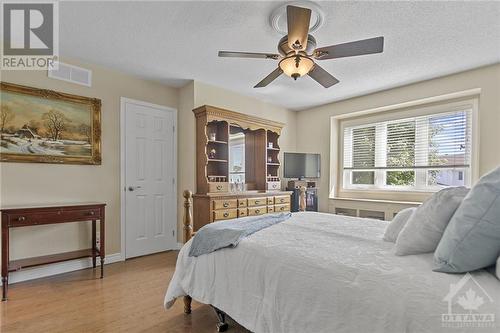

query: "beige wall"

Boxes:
[0, 58, 178, 261]
[296, 63, 500, 212]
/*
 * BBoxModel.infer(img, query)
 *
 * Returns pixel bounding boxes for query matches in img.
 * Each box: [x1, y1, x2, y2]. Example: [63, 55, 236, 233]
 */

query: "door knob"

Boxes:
[128, 186, 142, 191]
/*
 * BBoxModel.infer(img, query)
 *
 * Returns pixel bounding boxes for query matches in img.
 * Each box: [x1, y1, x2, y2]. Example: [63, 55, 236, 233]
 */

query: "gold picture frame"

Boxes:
[0, 82, 101, 165]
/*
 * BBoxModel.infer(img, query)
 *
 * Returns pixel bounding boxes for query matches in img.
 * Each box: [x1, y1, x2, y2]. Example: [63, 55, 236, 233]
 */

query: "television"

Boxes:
[283, 153, 321, 179]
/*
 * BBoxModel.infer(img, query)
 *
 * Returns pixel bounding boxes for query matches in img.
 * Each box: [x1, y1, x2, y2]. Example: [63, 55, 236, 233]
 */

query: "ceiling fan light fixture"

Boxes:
[279, 55, 314, 80]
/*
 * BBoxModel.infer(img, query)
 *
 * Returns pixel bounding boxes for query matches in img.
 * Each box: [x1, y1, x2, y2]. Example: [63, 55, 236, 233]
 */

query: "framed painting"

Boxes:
[0, 82, 101, 165]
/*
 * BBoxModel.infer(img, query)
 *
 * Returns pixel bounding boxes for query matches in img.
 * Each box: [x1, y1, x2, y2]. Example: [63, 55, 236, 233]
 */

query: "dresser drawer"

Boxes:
[274, 195, 290, 205]
[267, 206, 275, 213]
[237, 199, 247, 208]
[61, 209, 101, 221]
[208, 182, 228, 193]
[274, 204, 290, 213]
[213, 199, 237, 210]
[238, 208, 248, 217]
[7, 212, 52, 226]
[247, 197, 266, 207]
[213, 209, 237, 221]
[248, 206, 267, 216]
[7, 208, 101, 227]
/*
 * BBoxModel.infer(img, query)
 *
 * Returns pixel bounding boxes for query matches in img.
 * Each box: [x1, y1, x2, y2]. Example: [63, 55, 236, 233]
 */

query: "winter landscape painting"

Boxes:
[0, 82, 101, 164]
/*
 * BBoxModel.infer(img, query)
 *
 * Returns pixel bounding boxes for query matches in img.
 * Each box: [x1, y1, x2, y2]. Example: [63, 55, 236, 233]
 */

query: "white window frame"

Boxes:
[330, 90, 480, 200]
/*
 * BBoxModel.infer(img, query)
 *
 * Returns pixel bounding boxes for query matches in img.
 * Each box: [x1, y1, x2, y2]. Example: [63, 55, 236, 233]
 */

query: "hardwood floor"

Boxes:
[0, 251, 249, 333]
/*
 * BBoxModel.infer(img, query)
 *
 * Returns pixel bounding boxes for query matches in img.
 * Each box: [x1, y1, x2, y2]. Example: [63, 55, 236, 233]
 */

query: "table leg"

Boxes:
[2, 221, 9, 301]
[99, 211, 105, 279]
[92, 220, 96, 268]
[1, 277, 7, 302]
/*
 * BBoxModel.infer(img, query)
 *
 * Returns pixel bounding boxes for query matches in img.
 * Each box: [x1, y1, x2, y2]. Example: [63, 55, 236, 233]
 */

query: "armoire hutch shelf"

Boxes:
[192, 105, 292, 231]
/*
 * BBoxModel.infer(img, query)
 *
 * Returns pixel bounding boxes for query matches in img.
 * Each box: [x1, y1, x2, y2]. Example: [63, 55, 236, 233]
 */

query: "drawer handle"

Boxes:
[273, 184, 277, 188]
[255, 209, 260, 214]
[223, 212, 229, 218]
[280, 199, 284, 203]
[255, 200, 260, 204]
[216, 185, 223, 190]
[223, 202, 229, 208]
[280, 207, 284, 211]
[17, 216, 26, 222]
[88, 211, 95, 216]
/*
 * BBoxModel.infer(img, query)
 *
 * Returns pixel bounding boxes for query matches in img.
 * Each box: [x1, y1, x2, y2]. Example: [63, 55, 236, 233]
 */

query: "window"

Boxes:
[342, 106, 473, 192]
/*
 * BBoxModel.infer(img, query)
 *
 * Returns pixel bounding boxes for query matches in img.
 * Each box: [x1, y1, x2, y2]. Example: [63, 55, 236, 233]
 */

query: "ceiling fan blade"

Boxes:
[254, 68, 283, 88]
[308, 64, 339, 88]
[218, 51, 279, 60]
[287, 5, 311, 51]
[314, 36, 384, 60]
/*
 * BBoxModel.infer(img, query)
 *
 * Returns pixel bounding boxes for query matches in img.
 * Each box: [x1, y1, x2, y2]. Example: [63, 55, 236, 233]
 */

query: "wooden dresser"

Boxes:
[192, 105, 291, 231]
[1, 203, 105, 301]
[193, 191, 291, 230]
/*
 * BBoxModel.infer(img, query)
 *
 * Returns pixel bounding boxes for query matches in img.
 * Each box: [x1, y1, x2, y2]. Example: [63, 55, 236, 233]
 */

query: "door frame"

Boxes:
[120, 97, 178, 259]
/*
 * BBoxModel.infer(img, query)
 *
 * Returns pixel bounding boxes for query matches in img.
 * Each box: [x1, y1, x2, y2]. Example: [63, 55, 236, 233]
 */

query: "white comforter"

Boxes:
[165, 212, 500, 333]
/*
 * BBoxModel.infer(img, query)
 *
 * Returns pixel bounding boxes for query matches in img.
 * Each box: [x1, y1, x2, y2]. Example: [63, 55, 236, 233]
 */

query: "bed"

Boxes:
[165, 191, 500, 333]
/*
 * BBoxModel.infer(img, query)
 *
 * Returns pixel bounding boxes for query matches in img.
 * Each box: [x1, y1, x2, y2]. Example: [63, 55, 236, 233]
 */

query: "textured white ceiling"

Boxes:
[60, 1, 500, 110]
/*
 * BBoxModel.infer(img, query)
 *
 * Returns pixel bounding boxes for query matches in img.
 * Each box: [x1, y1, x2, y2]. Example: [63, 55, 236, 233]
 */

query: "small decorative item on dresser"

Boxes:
[268, 142, 273, 148]
[209, 148, 217, 159]
[268, 156, 273, 163]
[209, 132, 217, 141]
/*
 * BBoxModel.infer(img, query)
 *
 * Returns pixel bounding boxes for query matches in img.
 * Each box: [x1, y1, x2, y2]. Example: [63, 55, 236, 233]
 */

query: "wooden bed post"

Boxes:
[183, 190, 193, 243]
[299, 186, 307, 212]
[183, 190, 193, 314]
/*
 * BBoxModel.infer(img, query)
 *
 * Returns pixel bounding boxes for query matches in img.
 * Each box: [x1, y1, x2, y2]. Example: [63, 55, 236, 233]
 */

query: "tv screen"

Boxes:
[284, 153, 321, 179]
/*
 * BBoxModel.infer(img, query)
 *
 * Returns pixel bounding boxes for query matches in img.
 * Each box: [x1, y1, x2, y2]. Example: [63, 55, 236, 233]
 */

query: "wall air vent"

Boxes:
[48, 62, 92, 87]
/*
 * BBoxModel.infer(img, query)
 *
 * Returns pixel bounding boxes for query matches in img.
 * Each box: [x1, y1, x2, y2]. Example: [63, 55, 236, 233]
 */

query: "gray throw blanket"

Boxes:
[188, 212, 292, 257]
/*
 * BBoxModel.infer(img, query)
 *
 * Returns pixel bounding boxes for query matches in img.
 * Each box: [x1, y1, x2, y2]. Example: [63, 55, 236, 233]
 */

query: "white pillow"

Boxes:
[383, 207, 416, 242]
[395, 187, 469, 256]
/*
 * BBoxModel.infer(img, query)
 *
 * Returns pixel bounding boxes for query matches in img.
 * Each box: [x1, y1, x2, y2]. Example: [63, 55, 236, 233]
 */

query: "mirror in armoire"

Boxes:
[229, 126, 245, 187]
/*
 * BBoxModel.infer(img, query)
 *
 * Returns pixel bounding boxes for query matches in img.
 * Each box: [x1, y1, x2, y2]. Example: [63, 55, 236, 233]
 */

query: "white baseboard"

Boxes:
[0, 253, 124, 286]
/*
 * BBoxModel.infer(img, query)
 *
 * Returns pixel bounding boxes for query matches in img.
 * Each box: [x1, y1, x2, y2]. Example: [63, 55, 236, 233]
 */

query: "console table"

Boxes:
[1, 202, 106, 301]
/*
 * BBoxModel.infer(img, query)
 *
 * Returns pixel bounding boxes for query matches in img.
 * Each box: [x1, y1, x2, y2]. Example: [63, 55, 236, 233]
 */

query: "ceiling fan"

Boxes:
[218, 5, 384, 88]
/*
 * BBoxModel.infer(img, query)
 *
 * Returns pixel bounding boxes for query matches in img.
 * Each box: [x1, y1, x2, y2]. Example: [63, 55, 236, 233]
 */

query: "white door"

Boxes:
[122, 98, 176, 258]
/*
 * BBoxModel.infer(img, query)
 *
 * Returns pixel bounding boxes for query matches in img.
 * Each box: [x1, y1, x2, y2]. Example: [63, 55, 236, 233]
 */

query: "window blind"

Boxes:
[342, 109, 472, 190]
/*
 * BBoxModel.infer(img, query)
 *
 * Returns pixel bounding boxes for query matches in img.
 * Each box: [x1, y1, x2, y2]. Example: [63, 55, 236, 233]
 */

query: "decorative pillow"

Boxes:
[383, 207, 416, 242]
[395, 187, 469, 256]
[434, 166, 500, 273]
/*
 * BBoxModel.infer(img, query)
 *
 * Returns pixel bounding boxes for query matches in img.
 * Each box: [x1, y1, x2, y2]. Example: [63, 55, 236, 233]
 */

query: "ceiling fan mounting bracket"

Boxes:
[278, 35, 316, 56]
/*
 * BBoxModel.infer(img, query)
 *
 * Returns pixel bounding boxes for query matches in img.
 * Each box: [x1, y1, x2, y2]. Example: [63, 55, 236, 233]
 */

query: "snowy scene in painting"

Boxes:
[0, 90, 92, 157]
